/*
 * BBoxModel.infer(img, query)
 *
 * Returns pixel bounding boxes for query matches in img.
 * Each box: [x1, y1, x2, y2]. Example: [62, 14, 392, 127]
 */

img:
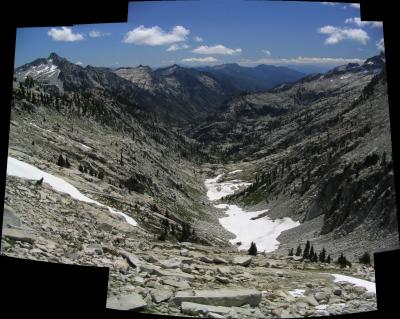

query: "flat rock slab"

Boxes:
[172, 289, 262, 307]
[151, 289, 173, 303]
[159, 258, 182, 269]
[2, 228, 36, 244]
[213, 257, 228, 264]
[3, 205, 22, 228]
[83, 244, 103, 255]
[232, 256, 252, 267]
[106, 293, 147, 311]
[153, 268, 195, 282]
[162, 278, 191, 289]
[181, 302, 263, 317]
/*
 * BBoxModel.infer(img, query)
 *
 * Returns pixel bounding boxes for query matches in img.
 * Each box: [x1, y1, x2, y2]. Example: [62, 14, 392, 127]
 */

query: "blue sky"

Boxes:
[14, 1, 385, 69]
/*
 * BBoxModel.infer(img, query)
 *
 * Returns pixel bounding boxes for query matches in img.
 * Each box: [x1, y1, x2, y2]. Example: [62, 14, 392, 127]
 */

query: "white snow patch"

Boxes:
[6, 156, 137, 226]
[79, 143, 91, 150]
[331, 274, 376, 293]
[315, 304, 328, 310]
[228, 170, 243, 175]
[340, 75, 351, 80]
[29, 122, 52, 133]
[205, 172, 300, 252]
[205, 174, 251, 201]
[288, 289, 305, 297]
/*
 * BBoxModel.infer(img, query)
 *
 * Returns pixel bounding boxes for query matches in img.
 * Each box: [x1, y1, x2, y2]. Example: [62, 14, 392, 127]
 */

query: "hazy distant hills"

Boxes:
[196, 63, 305, 93]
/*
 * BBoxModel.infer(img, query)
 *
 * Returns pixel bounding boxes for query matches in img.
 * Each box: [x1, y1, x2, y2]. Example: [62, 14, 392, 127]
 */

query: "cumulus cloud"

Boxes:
[182, 57, 218, 63]
[262, 49, 271, 56]
[376, 38, 385, 52]
[350, 3, 361, 9]
[321, 2, 338, 5]
[192, 44, 242, 55]
[238, 56, 365, 66]
[123, 25, 190, 45]
[194, 36, 203, 42]
[47, 27, 84, 42]
[318, 25, 369, 45]
[167, 43, 190, 51]
[75, 61, 84, 66]
[345, 17, 382, 28]
[89, 30, 111, 38]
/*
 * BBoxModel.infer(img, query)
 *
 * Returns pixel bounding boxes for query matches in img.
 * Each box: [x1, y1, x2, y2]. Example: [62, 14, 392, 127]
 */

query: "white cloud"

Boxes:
[262, 49, 271, 56]
[376, 38, 385, 52]
[123, 25, 190, 45]
[345, 17, 382, 28]
[75, 61, 84, 66]
[192, 44, 242, 55]
[47, 27, 84, 42]
[318, 25, 369, 45]
[237, 56, 365, 66]
[321, 2, 338, 5]
[350, 3, 361, 9]
[89, 30, 111, 38]
[166, 43, 190, 51]
[182, 57, 218, 63]
[194, 36, 203, 42]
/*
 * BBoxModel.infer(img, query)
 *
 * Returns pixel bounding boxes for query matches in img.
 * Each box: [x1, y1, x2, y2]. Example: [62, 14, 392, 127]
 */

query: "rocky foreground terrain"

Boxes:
[1, 52, 397, 317]
[3, 200, 377, 318]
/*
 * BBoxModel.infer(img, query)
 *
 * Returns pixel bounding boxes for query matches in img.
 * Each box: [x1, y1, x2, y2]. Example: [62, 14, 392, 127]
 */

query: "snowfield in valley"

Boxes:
[205, 172, 300, 252]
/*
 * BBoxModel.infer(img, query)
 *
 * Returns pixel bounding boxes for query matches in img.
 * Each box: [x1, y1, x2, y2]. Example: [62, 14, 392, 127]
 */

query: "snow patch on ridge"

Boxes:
[331, 274, 376, 293]
[6, 156, 137, 226]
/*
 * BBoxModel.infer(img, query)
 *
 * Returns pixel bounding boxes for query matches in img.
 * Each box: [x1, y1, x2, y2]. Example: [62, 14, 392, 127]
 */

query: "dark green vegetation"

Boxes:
[248, 242, 258, 256]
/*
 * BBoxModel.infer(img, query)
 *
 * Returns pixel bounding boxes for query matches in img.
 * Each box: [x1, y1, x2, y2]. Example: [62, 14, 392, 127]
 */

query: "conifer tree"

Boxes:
[359, 252, 371, 265]
[310, 245, 315, 260]
[295, 244, 302, 256]
[79, 164, 84, 173]
[319, 247, 326, 263]
[98, 171, 104, 180]
[57, 154, 65, 167]
[326, 255, 331, 264]
[288, 248, 294, 256]
[248, 242, 258, 256]
[303, 240, 310, 259]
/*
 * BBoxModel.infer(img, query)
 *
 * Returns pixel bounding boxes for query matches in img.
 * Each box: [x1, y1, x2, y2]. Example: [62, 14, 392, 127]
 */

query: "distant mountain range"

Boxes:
[14, 53, 307, 121]
[195, 63, 305, 93]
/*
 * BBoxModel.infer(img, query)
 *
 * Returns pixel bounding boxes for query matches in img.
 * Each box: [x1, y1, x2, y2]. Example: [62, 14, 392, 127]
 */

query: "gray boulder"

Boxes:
[216, 276, 230, 284]
[151, 290, 173, 303]
[2, 228, 36, 244]
[232, 256, 252, 267]
[172, 288, 262, 307]
[162, 278, 191, 289]
[159, 258, 182, 269]
[213, 257, 228, 264]
[3, 205, 22, 228]
[106, 293, 147, 310]
[200, 256, 214, 263]
[114, 259, 130, 274]
[298, 295, 319, 306]
[181, 302, 263, 317]
[83, 243, 103, 255]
